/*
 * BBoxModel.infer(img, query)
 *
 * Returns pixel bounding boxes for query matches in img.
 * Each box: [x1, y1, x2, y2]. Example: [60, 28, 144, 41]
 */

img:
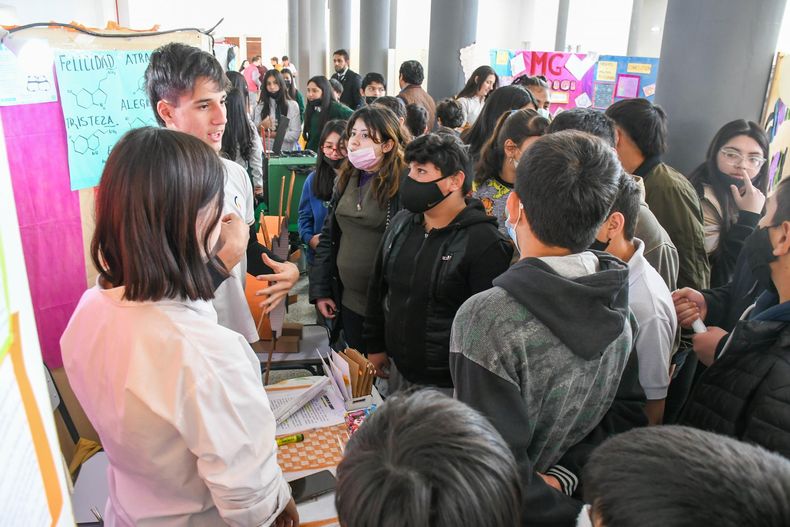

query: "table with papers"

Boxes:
[265, 375, 383, 526]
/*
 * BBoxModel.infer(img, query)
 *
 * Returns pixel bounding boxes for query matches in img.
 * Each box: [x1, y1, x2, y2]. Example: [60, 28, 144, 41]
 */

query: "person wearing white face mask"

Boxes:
[309, 106, 407, 352]
[472, 109, 548, 239]
[513, 74, 553, 120]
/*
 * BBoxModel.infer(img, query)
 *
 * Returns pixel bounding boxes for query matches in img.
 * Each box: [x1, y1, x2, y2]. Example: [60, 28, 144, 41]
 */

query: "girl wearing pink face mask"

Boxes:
[309, 106, 406, 352]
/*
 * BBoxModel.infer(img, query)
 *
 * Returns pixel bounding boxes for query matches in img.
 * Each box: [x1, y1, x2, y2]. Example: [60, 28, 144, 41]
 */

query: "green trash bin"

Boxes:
[266, 155, 316, 233]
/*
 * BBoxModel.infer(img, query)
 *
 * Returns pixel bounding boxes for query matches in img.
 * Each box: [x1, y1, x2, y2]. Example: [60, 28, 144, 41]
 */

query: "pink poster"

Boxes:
[0, 102, 86, 368]
[512, 51, 597, 113]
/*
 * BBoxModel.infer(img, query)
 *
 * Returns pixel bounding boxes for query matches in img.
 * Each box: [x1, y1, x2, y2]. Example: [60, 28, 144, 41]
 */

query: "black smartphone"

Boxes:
[290, 470, 337, 503]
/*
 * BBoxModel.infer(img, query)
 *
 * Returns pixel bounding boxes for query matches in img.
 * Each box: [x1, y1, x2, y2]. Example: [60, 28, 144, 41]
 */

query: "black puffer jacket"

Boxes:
[681, 307, 790, 458]
[363, 199, 513, 387]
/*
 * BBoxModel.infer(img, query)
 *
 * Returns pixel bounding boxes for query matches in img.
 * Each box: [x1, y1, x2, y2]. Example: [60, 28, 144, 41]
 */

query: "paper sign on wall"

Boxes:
[593, 82, 615, 108]
[54, 49, 157, 191]
[575, 92, 592, 108]
[0, 42, 58, 107]
[596, 61, 618, 82]
[615, 74, 641, 98]
[643, 83, 656, 97]
[510, 53, 527, 78]
[627, 62, 652, 74]
[496, 50, 510, 65]
[564, 53, 597, 81]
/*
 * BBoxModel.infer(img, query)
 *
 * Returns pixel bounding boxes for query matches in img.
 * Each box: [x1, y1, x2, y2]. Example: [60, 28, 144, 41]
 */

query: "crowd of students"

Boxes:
[58, 41, 790, 527]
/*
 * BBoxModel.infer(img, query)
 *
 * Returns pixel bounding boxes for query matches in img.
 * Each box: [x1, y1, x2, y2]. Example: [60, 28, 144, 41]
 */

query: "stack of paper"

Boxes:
[316, 348, 374, 401]
[266, 379, 346, 436]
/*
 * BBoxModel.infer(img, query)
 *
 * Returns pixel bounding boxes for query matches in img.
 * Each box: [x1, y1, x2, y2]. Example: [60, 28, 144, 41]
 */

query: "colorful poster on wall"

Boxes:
[594, 55, 660, 107]
[488, 51, 659, 114]
[0, 41, 59, 107]
[0, 114, 75, 526]
[763, 52, 790, 188]
[54, 49, 156, 191]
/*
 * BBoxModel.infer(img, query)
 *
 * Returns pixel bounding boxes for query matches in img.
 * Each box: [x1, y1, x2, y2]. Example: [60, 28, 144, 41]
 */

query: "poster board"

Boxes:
[0, 27, 209, 370]
[0, 110, 75, 526]
[486, 49, 659, 115]
[762, 52, 790, 188]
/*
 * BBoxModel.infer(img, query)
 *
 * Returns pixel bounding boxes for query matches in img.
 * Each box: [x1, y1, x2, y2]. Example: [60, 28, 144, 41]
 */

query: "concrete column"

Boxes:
[427, 0, 479, 100]
[554, 0, 570, 52]
[655, 0, 786, 174]
[389, 0, 398, 49]
[297, 0, 311, 89]
[626, 0, 642, 56]
[310, 0, 328, 77]
[288, 0, 300, 67]
[329, 0, 352, 55]
[360, 0, 390, 77]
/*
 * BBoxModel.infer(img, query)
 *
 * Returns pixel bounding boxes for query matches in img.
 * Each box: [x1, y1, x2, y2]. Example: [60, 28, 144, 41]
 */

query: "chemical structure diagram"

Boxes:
[125, 116, 152, 129]
[69, 129, 117, 156]
[68, 71, 114, 110]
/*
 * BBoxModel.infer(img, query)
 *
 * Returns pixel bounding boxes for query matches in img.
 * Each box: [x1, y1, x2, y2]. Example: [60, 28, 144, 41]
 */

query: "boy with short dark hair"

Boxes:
[436, 98, 465, 135]
[146, 43, 299, 342]
[581, 426, 790, 527]
[336, 391, 523, 527]
[451, 130, 634, 525]
[592, 175, 677, 424]
[359, 72, 386, 107]
[364, 133, 512, 393]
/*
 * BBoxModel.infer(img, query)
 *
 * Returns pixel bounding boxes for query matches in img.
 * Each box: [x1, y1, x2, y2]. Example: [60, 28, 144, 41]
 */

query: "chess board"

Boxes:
[277, 424, 349, 474]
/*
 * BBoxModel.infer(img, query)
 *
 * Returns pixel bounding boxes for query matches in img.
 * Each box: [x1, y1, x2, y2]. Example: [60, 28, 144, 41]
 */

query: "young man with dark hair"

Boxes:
[548, 107, 678, 292]
[581, 426, 790, 527]
[336, 391, 523, 527]
[436, 98, 464, 135]
[592, 175, 677, 424]
[605, 99, 709, 292]
[681, 179, 790, 456]
[606, 98, 710, 423]
[364, 133, 512, 393]
[451, 130, 634, 526]
[398, 59, 436, 130]
[331, 48, 362, 109]
[146, 42, 299, 343]
[242, 55, 262, 108]
[359, 72, 386, 107]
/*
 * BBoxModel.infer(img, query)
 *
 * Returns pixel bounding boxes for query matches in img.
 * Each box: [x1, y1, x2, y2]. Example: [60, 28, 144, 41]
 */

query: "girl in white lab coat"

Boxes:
[61, 127, 298, 527]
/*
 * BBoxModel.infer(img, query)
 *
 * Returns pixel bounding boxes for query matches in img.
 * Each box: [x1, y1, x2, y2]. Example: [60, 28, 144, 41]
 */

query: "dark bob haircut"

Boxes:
[145, 42, 229, 127]
[336, 391, 522, 527]
[91, 127, 225, 301]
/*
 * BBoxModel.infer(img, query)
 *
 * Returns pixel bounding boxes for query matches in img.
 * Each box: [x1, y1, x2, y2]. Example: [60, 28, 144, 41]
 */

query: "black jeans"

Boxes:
[341, 306, 366, 354]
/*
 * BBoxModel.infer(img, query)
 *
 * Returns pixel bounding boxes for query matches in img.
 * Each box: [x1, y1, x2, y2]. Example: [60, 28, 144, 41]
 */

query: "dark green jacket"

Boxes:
[303, 101, 353, 152]
[635, 157, 710, 291]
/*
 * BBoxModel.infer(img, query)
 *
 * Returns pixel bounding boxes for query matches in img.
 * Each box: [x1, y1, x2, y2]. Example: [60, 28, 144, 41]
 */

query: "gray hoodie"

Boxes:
[450, 251, 635, 525]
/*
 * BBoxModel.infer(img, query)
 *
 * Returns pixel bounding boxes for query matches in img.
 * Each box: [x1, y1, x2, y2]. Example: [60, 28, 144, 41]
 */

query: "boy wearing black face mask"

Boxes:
[363, 133, 512, 392]
[680, 178, 790, 457]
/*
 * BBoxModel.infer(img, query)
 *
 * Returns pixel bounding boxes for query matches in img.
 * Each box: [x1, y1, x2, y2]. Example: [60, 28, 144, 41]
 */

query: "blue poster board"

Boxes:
[54, 50, 157, 190]
[593, 55, 660, 108]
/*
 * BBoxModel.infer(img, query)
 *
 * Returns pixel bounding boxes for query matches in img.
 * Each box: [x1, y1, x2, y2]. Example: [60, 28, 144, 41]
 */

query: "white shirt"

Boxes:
[457, 96, 484, 125]
[61, 285, 291, 526]
[214, 157, 259, 342]
[628, 238, 677, 400]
